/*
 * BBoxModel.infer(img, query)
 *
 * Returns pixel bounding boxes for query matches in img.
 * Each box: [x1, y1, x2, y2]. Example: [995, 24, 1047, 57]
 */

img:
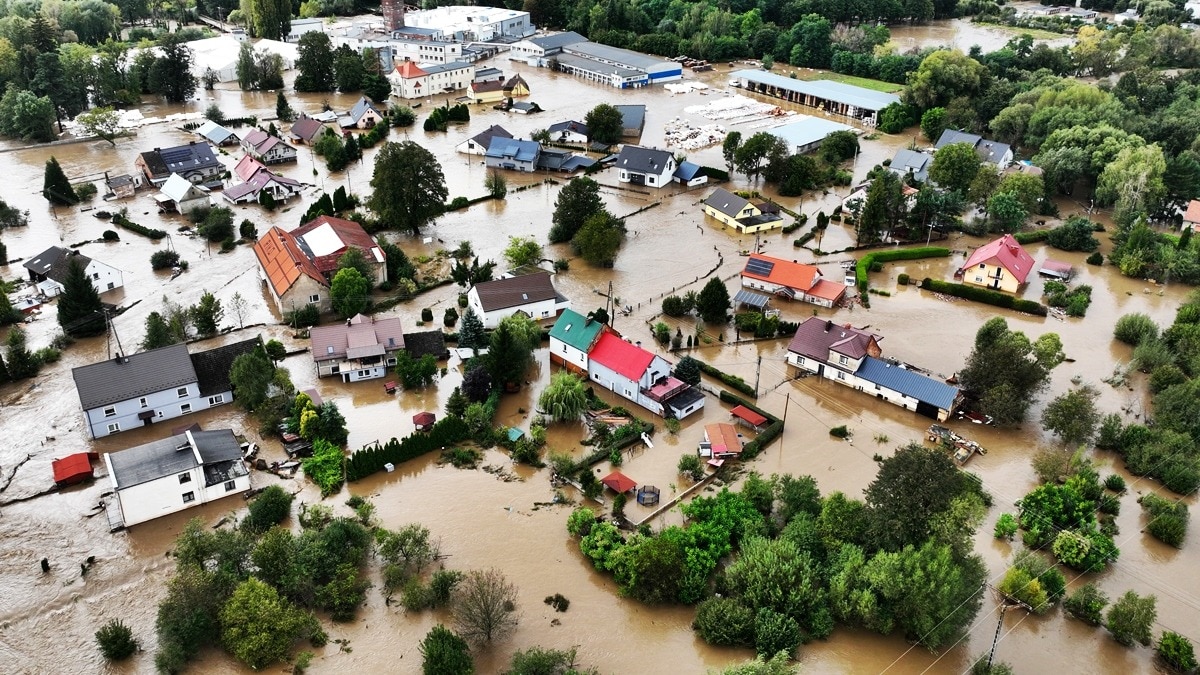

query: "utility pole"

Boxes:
[753, 354, 761, 397]
[987, 601, 1010, 670]
[778, 392, 789, 449]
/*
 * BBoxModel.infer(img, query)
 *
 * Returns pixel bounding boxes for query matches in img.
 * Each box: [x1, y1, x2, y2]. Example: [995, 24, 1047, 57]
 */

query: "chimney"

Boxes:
[346, 318, 352, 326]
[824, 320, 832, 333]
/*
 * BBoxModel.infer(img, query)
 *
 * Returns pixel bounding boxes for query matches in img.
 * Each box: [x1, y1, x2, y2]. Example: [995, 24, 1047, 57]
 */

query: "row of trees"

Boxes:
[549, 176, 626, 266]
[294, 31, 389, 100]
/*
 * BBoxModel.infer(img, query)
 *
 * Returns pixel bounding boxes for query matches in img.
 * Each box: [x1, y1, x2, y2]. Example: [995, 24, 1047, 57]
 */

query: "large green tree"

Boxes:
[488, 314, 540, 387]
[57, 257, 105, 337]
[43, 156, 78, 205]
[549, 177, 603, 243]
[330, 267, 370, 319]
[148, 33, 197, 103]
[229, 347, 275, 410]
[538, 371, 588, 422]
[295, 31, 335, 92]
[857, 171, 905, 245]
[929, 142, 982, 194]
[905, 49, 989, 111]
[1040, 385, 1100, 446]
[958, 317, 1064, 425]
[368, 141, 448, 234]
[0, 86, 56, 142]
[241, 0, 291, 40]
[191, 291, 223, 337]
[1105, 591, 1156, 647]
[420, 624, 473, 675]
[220, 578, 313, 670]
[334, 44, 365, 92]
[696, 277, 731, 325]
[572, 212, 624, 266]
[584, 103, 623, 144]
[864, 443, 977, 551]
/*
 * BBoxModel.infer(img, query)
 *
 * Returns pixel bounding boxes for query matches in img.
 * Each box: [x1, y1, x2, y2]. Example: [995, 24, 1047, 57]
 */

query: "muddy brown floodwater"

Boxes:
[2, 29, 1197, 675]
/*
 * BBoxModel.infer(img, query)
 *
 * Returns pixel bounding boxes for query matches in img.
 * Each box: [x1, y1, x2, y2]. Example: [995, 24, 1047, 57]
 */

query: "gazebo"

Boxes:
[600, 470, 637, 494]
[730, 404, 768, 432]
[413, 411, 436, 431]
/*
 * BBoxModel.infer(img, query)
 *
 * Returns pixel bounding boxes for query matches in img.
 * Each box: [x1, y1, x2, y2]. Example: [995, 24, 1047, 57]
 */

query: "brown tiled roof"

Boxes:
[786, 317, 881, 362]
[253, 226, 327, 298]
[293, 215, 383, 276]
[472, 271, 558, 312]
[310, 314, 404, 362]
[289, 115, 326, 142]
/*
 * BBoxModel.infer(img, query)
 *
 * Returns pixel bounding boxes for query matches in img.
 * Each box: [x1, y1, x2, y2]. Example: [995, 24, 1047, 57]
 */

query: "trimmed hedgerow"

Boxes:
[920, 278, 1048, 316]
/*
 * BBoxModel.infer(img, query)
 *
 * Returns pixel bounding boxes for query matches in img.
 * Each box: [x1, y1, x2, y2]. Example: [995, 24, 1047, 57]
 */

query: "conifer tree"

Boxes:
[142, 312, 176, 350]
[5, 327, 39, 379]
[43, 157, 79, 205]
[57, 258, 106, 337]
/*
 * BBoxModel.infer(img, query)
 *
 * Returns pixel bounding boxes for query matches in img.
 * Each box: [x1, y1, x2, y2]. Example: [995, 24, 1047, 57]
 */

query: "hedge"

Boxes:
[695, 357, 756, 397]
[112, 213, 166, 240]
[345, 416, 470, 481]
[1013, 229, 1051, 244]
[717, 391, 782, 460]
[920, 278, 1048, 316]
[856, 246, 950, 293]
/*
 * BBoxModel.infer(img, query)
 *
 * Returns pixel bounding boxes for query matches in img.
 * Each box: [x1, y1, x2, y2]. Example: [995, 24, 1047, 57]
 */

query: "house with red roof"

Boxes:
[253, 216, 385, 315]
[586, 332, 705, 419]
[957, 234, 1034, 293]
[1183, 199, 1200, 233]
[740, 254, 846, 308]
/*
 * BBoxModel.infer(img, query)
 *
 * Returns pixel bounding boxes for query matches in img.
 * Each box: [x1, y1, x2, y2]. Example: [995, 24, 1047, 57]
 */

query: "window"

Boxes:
[177, 387, 188, 399]
[179, 473, 192, 484]
[208, 394, 224, 405]
[180, 403, 192, 414]
[139, 397, 148, 408]
[838, 355, 849, 366]
[326, 346, 335, 354]
[182, 491, 195, 503]
[224, 480, 236, 491]
[104, 406, 116, 417]
[837, 371, 846, 381]
[309, 294, 320, 303]
[92, 272, 100, 280]
[106, 422, 120, 433]
[978, 263, 986, 269]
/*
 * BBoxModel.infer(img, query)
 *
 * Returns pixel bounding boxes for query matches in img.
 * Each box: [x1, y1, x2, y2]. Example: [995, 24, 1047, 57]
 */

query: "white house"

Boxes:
[156, 173, 212, 215]
[547, 120, 588, 144]
[586, 332, 705, 419]
[23, 246, 124, 296]
[548, 308, 606, 375]
[310, 314, 406, 382]
[485, 137, 541, 172]
[467, 270, 570, 329]
[71, 338, 261, 439]
[740, 254, 846, 308]
[388, 61, 474, 99]
[241, 129, 299, 164]
[456, 124, 512, 155]
[615, 145, 676, 188]
[287, 17, 326, 42]
[104, 428, 251, 529]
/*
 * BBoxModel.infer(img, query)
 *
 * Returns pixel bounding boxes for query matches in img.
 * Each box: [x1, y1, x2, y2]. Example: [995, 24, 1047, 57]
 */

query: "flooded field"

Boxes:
[2, 32, 1196, 675]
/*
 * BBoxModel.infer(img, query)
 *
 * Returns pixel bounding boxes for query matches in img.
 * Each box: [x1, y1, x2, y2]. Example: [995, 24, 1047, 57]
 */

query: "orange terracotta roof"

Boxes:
[741, 254, 819, 292]
[808, 278, 847, 302]
[1185, 200, 1200, 225]
[394, 60, 427, 79]
[253, 226, 326, 298]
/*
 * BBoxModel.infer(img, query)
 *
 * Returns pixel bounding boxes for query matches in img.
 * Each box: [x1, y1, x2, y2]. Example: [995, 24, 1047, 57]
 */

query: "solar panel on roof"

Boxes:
[745, 258, 775, 276]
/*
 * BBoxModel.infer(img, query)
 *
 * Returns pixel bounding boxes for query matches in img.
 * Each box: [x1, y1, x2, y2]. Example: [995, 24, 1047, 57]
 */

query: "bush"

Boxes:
[1114, 313, 1158, 346]
[1064, 583, 1108, 625]
[678, 453, 704, 481]
[1104, 474, 1126, 492]
[113, 212, 166, 240]
[95, 618, 138, 660]
[830, 425, 850, 439]
[150, 250, 182, 270]
[239, 219, 258, 240]
[76, 182, 98, 199]
[754, 607, 800, 659]
[994, 513, 1018, 539]
[1157, 632, 1198, 673]
[421, 307, 434, 322]
[1140, 494, 1188, 548]
[693, 597, 755, 647]
[447, 196, 469, 210]
[285, 303, 321, 327]
[241, 485, 294, 534]
[897, 273, 910, 285]
[443, 307, 458, 327]
[1086, 252, 1103, 266]
[102, 230, 119, 241]
[920, 279, 1048, 316]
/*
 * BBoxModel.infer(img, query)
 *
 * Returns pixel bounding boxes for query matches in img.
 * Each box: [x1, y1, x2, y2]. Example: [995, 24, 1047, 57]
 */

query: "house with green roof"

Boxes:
[549, 308, 607, 374]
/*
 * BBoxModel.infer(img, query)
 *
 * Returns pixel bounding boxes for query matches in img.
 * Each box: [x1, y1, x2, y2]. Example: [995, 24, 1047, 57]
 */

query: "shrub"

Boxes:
[920, 279, 1047, 316]
[994, 513, 1018, 539]
[1064, 583, 1108, 625]
[1104, 474, 1126, 493]
[1114, 313, 1158, 346]
[830, 425, 850, 439]
[95, 618, 138, 660]
[543, 593, 570, 612]
[421, 307, 434, 322]
[897, 273, 910, 285]
[693, 597, 755, 647]
[754, 607, 800, 659]
[1086, 252, 1103, 266]
[1140, 494, 1188, 548]
[678, 454, 704, 481]
[443, 307, 458, 327]
[150, 250, 182, 270]
[1157, 632, 1198, 673]
[102, 230, 119, 241]
[239, 219, 257, 240]
[241, 485, 294, 534]
[285, 303, 321, 327]
[113, 212, 166, 239]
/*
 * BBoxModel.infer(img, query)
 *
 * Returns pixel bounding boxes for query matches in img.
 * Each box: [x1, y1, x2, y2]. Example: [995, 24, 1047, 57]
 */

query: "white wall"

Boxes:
[549, 336, 589, 372]
[113, 464, 251, 527]
[85, 259, 124, 293]
[468, 288, 561, 329]
[85, 383, 226, 439]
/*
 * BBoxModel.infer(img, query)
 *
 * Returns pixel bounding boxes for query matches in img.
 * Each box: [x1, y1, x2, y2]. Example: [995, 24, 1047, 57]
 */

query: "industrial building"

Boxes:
[730, 70, 900, 124]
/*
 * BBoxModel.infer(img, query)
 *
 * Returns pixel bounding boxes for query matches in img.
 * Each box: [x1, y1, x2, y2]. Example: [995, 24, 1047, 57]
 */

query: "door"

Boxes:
[915, 401, 940, 419]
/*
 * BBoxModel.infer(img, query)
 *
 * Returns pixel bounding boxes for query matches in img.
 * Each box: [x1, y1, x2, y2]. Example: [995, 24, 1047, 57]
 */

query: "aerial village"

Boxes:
[1, 0, 1200, 673]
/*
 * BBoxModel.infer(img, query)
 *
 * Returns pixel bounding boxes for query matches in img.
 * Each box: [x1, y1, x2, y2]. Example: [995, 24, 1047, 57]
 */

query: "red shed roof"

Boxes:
[730, 405, 767, 427]
[741, 254, 819, 292]
[413, 411, 436, 426]
[961, 234, 1035, 284]
[52, 453, 95, 486]
[601, 470, 637, 493]
[589, 332, 656, 382]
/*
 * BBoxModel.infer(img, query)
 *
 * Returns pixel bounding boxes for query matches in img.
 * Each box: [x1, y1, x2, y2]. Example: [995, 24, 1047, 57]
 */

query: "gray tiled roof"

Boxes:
[473, 271, 558, 312]
[191, 337, 262, 397]
[108, 429, 242, 489]
[703, 187, 751, 218]
[617, 145, 672, 174]
[23, 246, 93, 283]
[73, 344, 198, 410]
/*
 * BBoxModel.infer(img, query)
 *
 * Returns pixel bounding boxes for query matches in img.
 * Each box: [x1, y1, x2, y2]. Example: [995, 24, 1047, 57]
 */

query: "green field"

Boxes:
[789, 70, 904, 93]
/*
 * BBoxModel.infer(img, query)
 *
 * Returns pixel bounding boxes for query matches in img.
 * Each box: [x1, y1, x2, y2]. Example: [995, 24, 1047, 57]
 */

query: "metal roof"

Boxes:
[549, 308, 604, 352]
[730, 70, 901, 112]
[73, 344, 198, 410]
[614, 104, 645, 132]
[526, 31, 586, 51]
[564, 41, 677, 72]
[486, 137, 541, 162]
[733, 288, 770, 309]
[856, 357, 959, 410]
[768, 117, 855, 152]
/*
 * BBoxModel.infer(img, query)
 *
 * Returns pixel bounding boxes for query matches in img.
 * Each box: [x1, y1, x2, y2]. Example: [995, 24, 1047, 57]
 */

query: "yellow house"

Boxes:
[503, 74, 530, 97]
[701, 187, 784, 233]
[957, 234, 1035, 293]
[470, 80, 506, 105]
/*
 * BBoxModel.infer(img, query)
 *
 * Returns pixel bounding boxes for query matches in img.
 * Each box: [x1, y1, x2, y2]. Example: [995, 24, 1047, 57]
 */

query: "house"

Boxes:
[289, 115, 328, 144]
[467, 270, 570, 329]
[469, 80, 506, 105]
[547, 120, 588, 144]
[135, 142, 224, 188]
[1184, 200, 1200, 233]
[286, 17, 326, 42]
[699, 423, 744, 459]
[222, 158, 303, 205]
[536, 148, 594, 173]
[71, 338, 261, 439]
[935, 129, 1013, 169]
[614, 104, 645, 137]
[673, 161, 707, 187]
[155, 173, 212, 215]
[104, 428, 251, 528]
[310, 314, 405, 381]
[388, 61, 474, 99]
[341, 96, 386, 129]
[1004, 161, 1044, 178]
[24, 246, 124, 296]
[105, 173, 140, 199]
[785, 317, 961, 421]
[456, 124, 512, 155]
[254, 216, 386, 314]
[768, 116, 855, 155]
[702, 187, 783, 234]
[240, 129, 299, 164]
[549, 308, 607, 374]
[503, 74, 530, 97]
[957, 234, 1034, 293]
[485, 137, 541, 172]
[195, 119, 240, 147]
[586, 332, 705, 419]
[474, 67, 504, 83]
[616, 145, 676, 188]
[741, 254, 846, 308]
[888, 148, 931, 183]
[509, 31, 587, 61]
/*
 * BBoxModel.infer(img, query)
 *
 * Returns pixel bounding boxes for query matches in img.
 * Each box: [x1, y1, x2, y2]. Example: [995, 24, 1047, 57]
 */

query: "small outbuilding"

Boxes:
[600, 470, 637, 494]
[52, 453, 97, 487]
[413, 411, 436, 431]
[156, 173, 211, 215]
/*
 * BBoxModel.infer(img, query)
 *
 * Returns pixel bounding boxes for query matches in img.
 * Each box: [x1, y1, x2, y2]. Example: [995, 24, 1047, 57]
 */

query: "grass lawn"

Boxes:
[976, 21, 1070, 41]
[787, 69, 904, 93]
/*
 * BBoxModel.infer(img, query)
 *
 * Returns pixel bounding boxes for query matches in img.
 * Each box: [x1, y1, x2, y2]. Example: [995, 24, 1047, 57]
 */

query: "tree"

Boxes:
[1106, 591, 1156, 647]
[295, 31, 335, 92]
[1114, 313, 1158, 346]
[220, 578, 313, 670]
[461, 364, 493, 403]
[275, 91, 295, 123]
[57, 258, 105, 337]
[76, 106, 121, 146]
[420, 625, 473, 675]
[330, 267, 370, 319]
[717, 652, 797, 675]
[819, 130, 859, 164]
[865, 443, 976, 551]
[236, 41, 257, 90]
[996, 172, 1045, 214]
[243, 0, 292, 40]
[723, 131, 742, 172]
[1157, 632, 1198, 673]
[1040, 385, 1100, 446]
[484, 171, 507, 199]
[488, 314, 540, 388]
[453, 568, 519, 643]
[675, 356, 701, 386]
[508, 647, 596, 675]
[334, 44, 365, 92]
[1047, 216, 1099, 252]
[697, 277, 731, 325]
[458, 307, 486, 355]
[1096, 145, 1167, 223]
[1064, 583, 1109, 625]
[584, 103, 623, 144]
[549, 177, 603, 243]
[929, 142, 982, 194]
[338, 248, 375, 290]
[735, 132, 783, 180]
[572, 212, 624, 266]
[229, 348, 275, 410]
[240, 485, 293, 534]
[921, 107, 948, 143]
[43, 156, 78, 205]
[987, 192, 1028, 234]
[905, 49, 989, 110]
[142, 312, 176, 350]
[149, 34, 197, 103]
[369, 141, 447, 234]
[228, 292, 249, 329]
[858, 171, 905, 245]
[95, 618, 137, 661]
[191, 291, 224, 337]
[503, 236, 543, 268]
[264, 339, 286, 363]
[5, 327, 39, 380]
[958, 318, 1064, 425]
[395, 351, 438, 389]
[538, 371, 588, 422]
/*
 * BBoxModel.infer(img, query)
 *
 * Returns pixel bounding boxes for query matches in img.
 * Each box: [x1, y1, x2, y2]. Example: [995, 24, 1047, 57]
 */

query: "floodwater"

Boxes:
[888, 18, 1074, 53]
[2, 32, 1197, 675]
